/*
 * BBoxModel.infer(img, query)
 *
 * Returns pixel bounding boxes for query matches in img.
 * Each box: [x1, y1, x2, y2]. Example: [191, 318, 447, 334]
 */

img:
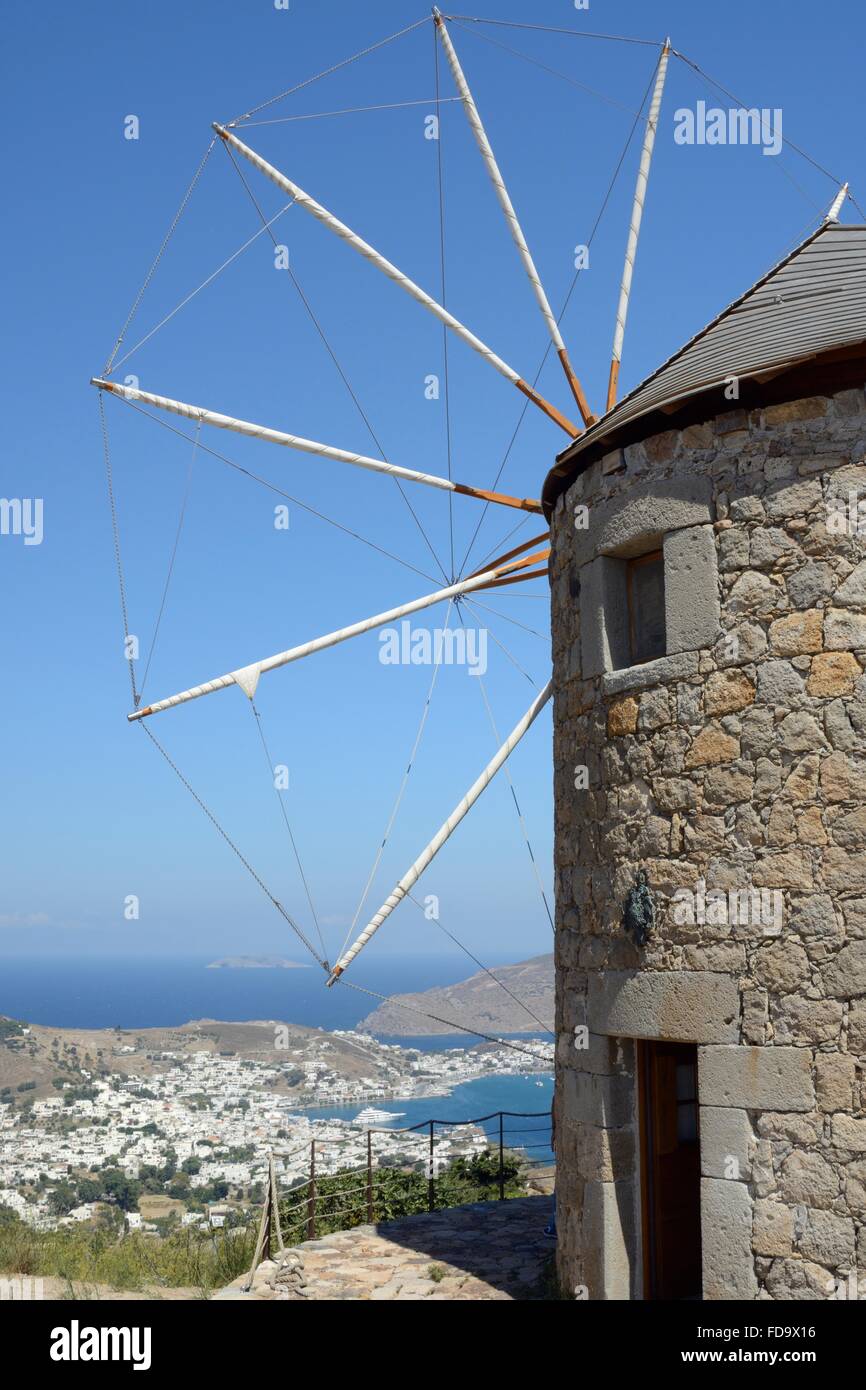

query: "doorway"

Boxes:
[637, 1040, 702, 1300]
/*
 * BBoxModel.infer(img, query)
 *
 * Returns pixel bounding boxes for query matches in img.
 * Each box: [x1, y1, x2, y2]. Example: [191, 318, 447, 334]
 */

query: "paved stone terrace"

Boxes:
[216, 1195, 555, 1301]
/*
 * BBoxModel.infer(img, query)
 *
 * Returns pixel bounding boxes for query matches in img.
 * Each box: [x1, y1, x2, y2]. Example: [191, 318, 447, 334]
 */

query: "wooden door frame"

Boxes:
[636, 1039, 655, 1300]
[637, 1038, 702, 1301]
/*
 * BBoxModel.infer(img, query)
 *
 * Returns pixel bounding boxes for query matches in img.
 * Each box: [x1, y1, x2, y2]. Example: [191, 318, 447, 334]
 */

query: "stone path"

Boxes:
[215, 1195, 555, 1301]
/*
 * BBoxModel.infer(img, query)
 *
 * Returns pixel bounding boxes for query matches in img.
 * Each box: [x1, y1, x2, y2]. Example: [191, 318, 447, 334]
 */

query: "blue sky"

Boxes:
[1, 0, 863, 977]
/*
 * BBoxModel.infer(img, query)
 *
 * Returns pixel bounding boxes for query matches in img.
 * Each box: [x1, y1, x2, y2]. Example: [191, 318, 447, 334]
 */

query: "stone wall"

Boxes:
[550, 387, 866, 1300]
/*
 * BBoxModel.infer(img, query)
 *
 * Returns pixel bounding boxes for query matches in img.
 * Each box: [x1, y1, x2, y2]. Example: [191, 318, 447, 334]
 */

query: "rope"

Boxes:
[138, 721, 328, 971]
[104, 139, 215, 374]
[139, 418, 200, 701]
[406, 891, 552, 1035]
[231, 15, 434, 124]
[108, 393, 439, 586]
[338, 599, 455, 965]
[249, 699, 329, 967]
[241, 96, 463, 127]
[109, 201, 295, 374]
[221, 142, 451, 587]
[338, 978, 554, 1060]
[458, 51, 659, 576]
[99, 394, 138, 707]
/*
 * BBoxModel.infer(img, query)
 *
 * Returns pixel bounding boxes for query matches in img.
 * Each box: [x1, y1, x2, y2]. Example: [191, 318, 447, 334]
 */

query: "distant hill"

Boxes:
[359, 954, 553, 1036]
[0, 1017, 394, 1107]
[206, 956, 308, 970]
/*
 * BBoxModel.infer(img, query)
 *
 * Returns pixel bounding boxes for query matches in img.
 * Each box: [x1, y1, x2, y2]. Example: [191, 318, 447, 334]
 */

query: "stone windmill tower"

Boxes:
[544, 222, 866, 1301]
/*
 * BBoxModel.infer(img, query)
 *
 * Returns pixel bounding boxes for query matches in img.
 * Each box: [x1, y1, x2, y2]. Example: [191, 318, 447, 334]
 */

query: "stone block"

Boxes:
[700, 1178, 758, 1299]
[572, 475, 713, 569]
[587, 971, 739, 1043]
[815, 1053, 858, 1112]
[698, 1046, 814, 1111]
[797, 1208, 857, 1267]
[664, 524, 721, 654]
[753, 1199, 794, 1257]
[601, 650, 699, 696]
[562, 1069, 634, 1130]
[579, 555, 629, 678]
[700, 1106, 754, 1181]
[580, 1180, 636, 1300]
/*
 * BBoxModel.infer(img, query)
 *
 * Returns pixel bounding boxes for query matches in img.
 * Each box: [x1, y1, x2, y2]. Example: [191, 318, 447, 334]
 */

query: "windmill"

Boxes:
[91, 11, 852, 1022]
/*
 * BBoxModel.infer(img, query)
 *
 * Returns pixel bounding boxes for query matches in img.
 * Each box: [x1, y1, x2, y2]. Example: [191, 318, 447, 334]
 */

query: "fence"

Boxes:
[248, 1109, 553, 1272]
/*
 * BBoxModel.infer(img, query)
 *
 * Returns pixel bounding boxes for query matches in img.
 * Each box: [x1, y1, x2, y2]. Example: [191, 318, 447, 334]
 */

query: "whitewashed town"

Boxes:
[0, 1025, 552, 1233]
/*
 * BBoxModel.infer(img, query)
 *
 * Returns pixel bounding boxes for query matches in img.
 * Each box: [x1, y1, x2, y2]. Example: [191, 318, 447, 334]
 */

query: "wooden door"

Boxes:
[638, 1040, 702, 1300]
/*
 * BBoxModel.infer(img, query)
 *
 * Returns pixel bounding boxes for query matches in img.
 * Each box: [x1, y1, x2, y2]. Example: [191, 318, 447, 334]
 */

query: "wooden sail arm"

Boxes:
[472, 564, 549, 593]
[127, 553, 552, 723]
[433, 9, 596, 426]
[327, 679, 553, 984]
[464, 531, 550, 581]
[213, 123, 580, 439]
[91, 377, 542, 514]
[606, 39, 671, 412]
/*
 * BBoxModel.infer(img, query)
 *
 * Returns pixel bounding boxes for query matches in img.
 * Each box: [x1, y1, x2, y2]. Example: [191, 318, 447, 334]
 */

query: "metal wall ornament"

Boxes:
[623, 869, 654, 947]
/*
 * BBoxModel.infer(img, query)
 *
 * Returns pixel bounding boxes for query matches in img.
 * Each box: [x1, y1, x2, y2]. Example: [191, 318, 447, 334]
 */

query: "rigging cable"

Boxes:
[98, 393, 328, 970]
[240, 96, 463, 127]
[463, 597, 540, 684]
[104, 139, 216, 374]
[672, 48, 863, 207]
[337, 599, 456, 967]
[139, 417, 200, 701]
[250, 699, 329, 968]
[445, 17, 665, 48]
[221, 141, 451, 588]
[449, 17, 644, 117]
[458, 609, 555, 934]
[109, 201, 296, 375]
[231, 15, 435, 125]
[405, 891, 552, 1035]
[138, 721, 329, 972]
[99, 393, 138, 708]
[338, 978, 552, 1060]
[108, 393, 440, 586]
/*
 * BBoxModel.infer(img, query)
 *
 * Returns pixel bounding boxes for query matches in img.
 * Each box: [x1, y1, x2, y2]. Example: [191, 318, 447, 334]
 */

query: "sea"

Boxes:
[0, 955, 554, 1159]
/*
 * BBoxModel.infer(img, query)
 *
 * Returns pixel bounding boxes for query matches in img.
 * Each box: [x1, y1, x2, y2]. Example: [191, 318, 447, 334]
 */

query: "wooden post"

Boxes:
[243, 1152, 274, 1290]
[307, 1139, 317, 1241]
[269, 1151, 284, 1254]
[498, 1114, 505, 1202]
[428, 1122, 436, 1213]
[366, 1131, 374, 1224]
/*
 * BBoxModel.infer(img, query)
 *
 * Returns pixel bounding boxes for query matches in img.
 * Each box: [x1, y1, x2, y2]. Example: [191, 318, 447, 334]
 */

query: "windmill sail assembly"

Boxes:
[94, 10, 853, 1021]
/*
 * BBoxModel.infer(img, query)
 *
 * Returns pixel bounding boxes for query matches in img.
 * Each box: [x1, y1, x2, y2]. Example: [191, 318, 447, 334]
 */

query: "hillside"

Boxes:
[0, 1017, 395, 1108]
[359, 954, 554, 1036]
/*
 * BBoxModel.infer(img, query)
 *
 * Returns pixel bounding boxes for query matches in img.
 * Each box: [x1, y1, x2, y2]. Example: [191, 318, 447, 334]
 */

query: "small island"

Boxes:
[206, 956, 309, 971]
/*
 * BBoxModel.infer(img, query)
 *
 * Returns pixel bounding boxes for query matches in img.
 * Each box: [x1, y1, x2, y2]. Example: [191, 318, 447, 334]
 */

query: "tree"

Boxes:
[101, 1168, 142, 1212]
[48, 1182, 77, 1216]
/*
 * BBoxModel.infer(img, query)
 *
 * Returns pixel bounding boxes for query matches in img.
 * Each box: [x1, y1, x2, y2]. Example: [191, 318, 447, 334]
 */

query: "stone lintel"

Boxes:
[587, 970, 740, 1044]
